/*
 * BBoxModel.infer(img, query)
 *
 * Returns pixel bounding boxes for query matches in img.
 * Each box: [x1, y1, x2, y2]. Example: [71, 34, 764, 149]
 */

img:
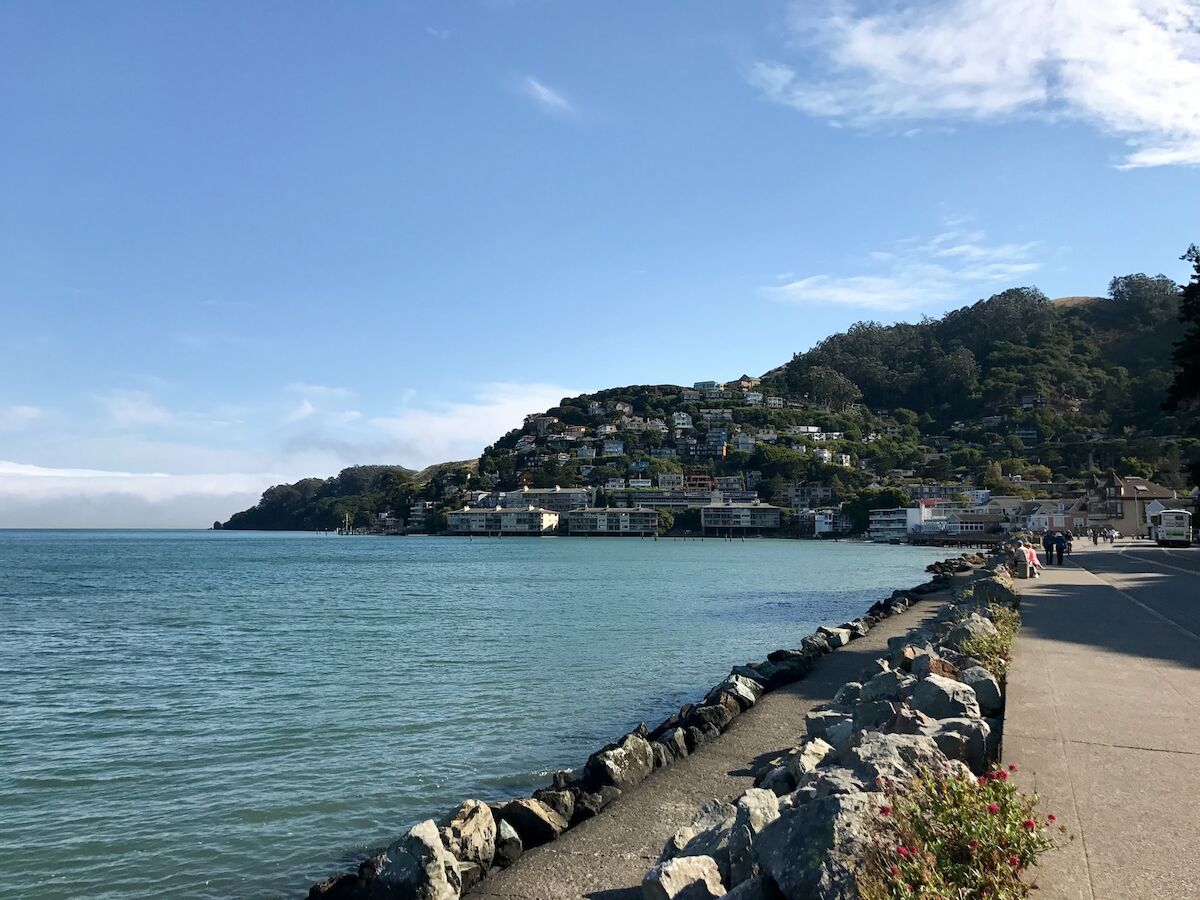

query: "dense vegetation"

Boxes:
[222, 255, 1199, 531]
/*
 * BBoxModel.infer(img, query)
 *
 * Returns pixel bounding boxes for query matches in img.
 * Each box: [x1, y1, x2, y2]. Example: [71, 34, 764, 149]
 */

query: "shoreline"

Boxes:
[306, 552, 977, 898]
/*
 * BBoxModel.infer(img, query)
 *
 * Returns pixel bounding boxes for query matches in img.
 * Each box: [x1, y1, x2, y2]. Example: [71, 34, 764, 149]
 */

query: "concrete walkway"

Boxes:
[1004, 543, 1200, 900]
[469, 595, 947, 900]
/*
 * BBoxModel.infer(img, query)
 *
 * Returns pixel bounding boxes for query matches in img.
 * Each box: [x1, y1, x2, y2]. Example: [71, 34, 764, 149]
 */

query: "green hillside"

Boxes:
[222, 262, 1199, 531]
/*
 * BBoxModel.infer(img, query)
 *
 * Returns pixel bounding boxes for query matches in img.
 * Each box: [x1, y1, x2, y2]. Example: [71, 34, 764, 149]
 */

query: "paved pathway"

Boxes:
[1004, 542, 1200, 900]
[469, 596, 947, 899]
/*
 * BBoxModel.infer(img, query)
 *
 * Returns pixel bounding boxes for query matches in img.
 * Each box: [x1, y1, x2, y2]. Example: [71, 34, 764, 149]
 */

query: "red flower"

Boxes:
[897, 846, 911, 858]
[890, 865, 901, 876]
[1047, 814, 1057, 823]
[978, 775, 989, 786]
[1022, 818, 1038, 831]
[1008, 763, 1019, 772]
[968, 839, 980, 851]
[994, 769, 1009, 781]
[1009, 854, 1021, 867]
[987, 803, 1001, 814]
[880, 805, 893, 816]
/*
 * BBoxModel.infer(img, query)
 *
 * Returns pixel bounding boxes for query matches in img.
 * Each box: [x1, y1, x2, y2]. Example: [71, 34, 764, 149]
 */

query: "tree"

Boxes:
[1165, 245, 1200, 412]
[1022, 464, 1053, 482]
[656, 508, 675, 535]
[804, 366, 863, 411]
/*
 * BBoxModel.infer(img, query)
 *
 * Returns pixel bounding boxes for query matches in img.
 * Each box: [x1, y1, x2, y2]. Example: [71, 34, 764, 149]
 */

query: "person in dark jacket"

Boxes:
[1042, 531, 1056, 565]
[1054, 531, 1067, 565]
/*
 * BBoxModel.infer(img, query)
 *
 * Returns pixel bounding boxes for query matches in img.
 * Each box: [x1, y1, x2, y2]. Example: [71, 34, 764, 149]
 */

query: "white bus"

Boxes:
[1149, 509, 1193, 548]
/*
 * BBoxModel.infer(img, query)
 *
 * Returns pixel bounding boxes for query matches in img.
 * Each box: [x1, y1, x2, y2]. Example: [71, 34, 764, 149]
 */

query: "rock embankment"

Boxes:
[307, 555, 990, 900]
[640, 555, 1018, 900]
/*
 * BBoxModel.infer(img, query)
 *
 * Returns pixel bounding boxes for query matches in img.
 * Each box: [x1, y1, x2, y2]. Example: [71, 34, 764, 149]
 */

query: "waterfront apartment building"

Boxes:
[567, 506, 659, 536]
[700, 502, 781, 533]
[475, 486, 591, 515]
[658, 472, 684, 490]
[448, 506, 560, 535]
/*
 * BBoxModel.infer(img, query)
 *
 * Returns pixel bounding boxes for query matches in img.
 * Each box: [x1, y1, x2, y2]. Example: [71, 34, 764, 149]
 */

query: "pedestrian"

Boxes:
[1065, 530, 1074, 555]
[1091, 527, 1099, 546]
[1054, 530, 1067, 565]
[1021, 540, 1042, 578]
[1042, 530, 1056, 565]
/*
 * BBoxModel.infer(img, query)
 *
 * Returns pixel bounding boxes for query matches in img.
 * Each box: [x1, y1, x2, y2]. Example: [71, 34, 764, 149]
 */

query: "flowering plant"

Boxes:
[958, 603, 1021, 680]
[858, 764, 1064, 899]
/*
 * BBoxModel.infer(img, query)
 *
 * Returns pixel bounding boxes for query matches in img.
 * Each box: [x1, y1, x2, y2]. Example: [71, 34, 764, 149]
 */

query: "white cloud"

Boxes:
[750, 0, 1200, 167]
[523, 76, 575, 116]
[372, 382, 583, 466]
[96, 390, 172, 427]
[764, 228, 1042, 310]
[286, 399, 316, 422]
[0, 404, 41, 431]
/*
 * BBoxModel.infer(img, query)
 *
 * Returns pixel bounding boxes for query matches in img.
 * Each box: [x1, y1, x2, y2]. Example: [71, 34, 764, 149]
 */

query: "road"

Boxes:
[1004, 542, 1200, 900]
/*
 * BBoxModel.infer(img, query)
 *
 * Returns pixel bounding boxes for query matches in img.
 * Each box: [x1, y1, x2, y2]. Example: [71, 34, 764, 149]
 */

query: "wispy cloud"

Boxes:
[749, 0, 1200, 167]
[764, 228, 1043, 310]
[522, 76, 575, 116]
[96, 390, 172, 427]
[371, 382, 583, 466]
[0, 405, 41, 431]
[426, 26, 451, 39]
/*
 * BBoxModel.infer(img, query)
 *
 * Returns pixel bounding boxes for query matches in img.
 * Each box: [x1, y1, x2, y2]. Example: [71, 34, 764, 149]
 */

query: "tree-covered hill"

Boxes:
[220, 255, 1199, 531]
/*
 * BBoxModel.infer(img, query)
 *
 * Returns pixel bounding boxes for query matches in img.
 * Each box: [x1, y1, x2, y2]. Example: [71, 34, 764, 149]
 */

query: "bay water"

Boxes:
[0, 530, 947, 898]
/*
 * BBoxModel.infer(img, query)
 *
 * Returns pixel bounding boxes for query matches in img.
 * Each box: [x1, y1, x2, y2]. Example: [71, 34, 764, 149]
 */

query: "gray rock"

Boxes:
[942, 613, 999, 652]
[728, 788, 782, 885]
[588, 732, 656, 791]
[531, 788, 574, 824]
[785, 738, 837, 781]
[805, 709, 851, 741]
[659, 727, 690, 761]
[660, 798, 738, 882]
[652, 741, 671, 770]
[831, 681, 862, 709]
[853, 699, 897, 730]
[709, 674, 766, 709]
[692, 703, 736, 734]
[840, 619, 870, 638]
[496, 798, 567, 849]
[973, 576, 1019, 607]
[493, 819, 522, 868]
[960, 666, 1003, 716]
[927, 717, 992, 773]
[456, 860, 484, 892]
[823, 718, 855, 751]
[754, 792, 875, 900]
[799, 766, 867, 799]
[723, 876, 784, 900]
[642, 855, 726, 900]
[859, 669, 916, 703]
[572, 786, 621, 824]
[356, 819, 461, 900]
[758, 764, 797, 797]
[817, 626, 852, 648]
[438, 799, 496, 876]
[911, 653, 960, 680]
[845, 732, 947, 789]
[800, 633, 832, 655]
[911, 673, 981, 720]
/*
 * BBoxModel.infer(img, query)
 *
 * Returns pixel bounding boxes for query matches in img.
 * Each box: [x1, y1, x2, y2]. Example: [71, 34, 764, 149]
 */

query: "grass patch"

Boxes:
[958, 603, 1020, 680]
[858, 764, 1064, 899]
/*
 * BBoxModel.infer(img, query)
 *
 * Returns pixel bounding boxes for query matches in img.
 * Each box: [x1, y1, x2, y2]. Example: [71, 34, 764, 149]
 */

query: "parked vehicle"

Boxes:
[1149, 509, 1193, 548]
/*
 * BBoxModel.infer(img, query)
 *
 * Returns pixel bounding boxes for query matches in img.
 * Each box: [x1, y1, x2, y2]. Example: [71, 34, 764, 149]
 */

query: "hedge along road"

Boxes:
[1003, 542, 1200, 900]
[467, 592, 950, 900]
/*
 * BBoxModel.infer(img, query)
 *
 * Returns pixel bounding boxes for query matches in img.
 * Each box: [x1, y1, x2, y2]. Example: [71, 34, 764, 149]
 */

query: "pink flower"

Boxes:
[1009, 854, 1021, 867]
[994, 769, 1009, 781]
[978, 775, 989, 786]
[987, 803, 1001, 815]
[880, 805, 893, 816]
[1023, 818, 1038, 831]
[1008, 763, 1019, 772]
[1047, 814, 1057, 823]
[897, 846, 911, 858]
[968, 839, 979, 851]
[890, 865, 901, 876]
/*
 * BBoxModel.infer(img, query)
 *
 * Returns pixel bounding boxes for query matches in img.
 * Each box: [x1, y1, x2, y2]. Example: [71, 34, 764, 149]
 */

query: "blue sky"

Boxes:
[2, 0, 1198, 525]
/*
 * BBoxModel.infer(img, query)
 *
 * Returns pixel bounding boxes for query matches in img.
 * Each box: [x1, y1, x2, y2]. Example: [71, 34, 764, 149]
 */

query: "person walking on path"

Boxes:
[1042, 531, 1056, 566]
[1065, 530, 1074, 555]
[1054, 530, 1067, 565]
[1092, 528, 1100, 545]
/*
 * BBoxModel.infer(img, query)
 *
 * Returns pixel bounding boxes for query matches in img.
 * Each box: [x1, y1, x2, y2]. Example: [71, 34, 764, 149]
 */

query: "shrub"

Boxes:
[959, 603, 1021, 680]
[858, 764, 1063, 899]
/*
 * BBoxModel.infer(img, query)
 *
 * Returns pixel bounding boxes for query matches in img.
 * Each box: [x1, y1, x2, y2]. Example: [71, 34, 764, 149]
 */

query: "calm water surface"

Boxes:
[0, 530, 946, 898]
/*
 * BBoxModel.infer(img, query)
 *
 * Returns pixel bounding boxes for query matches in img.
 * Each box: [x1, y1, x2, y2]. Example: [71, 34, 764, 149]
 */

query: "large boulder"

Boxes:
[724, 876, 785, 900]
[785, 738, 836, 781]
[973, 576, 1019, 607]
[911, 653, 960, 680]
[817, 626, 852, 649]
[852, 699, 897, 731]
[587, 732, 656, 791]
[571, 785, 621, 824]
[942, 614, 998, 652]
[959, 666, 1003, 716]
[642, 855, 726, 900]
[754, 792, 875, 899]
[438, 799, 496, 877]
[692, 703, 737, 734]
[859, 669, 916, 703]
[844, 732, 946, 788]
[927, 717, 993, 773]
[708, 674, 765, 710]
[659, 727, 690, 761]
[496, 798, 567, 849]
[805, 710, 851, 741]
[728, 788, 781, 886]
[911, 674, 981, 720]
[831, 682, 861, 709]
[353, 820, 461, 900]
[660, 799, 738, 882]
[531, 788, 574, 824]
[800, 633, 832, 655]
